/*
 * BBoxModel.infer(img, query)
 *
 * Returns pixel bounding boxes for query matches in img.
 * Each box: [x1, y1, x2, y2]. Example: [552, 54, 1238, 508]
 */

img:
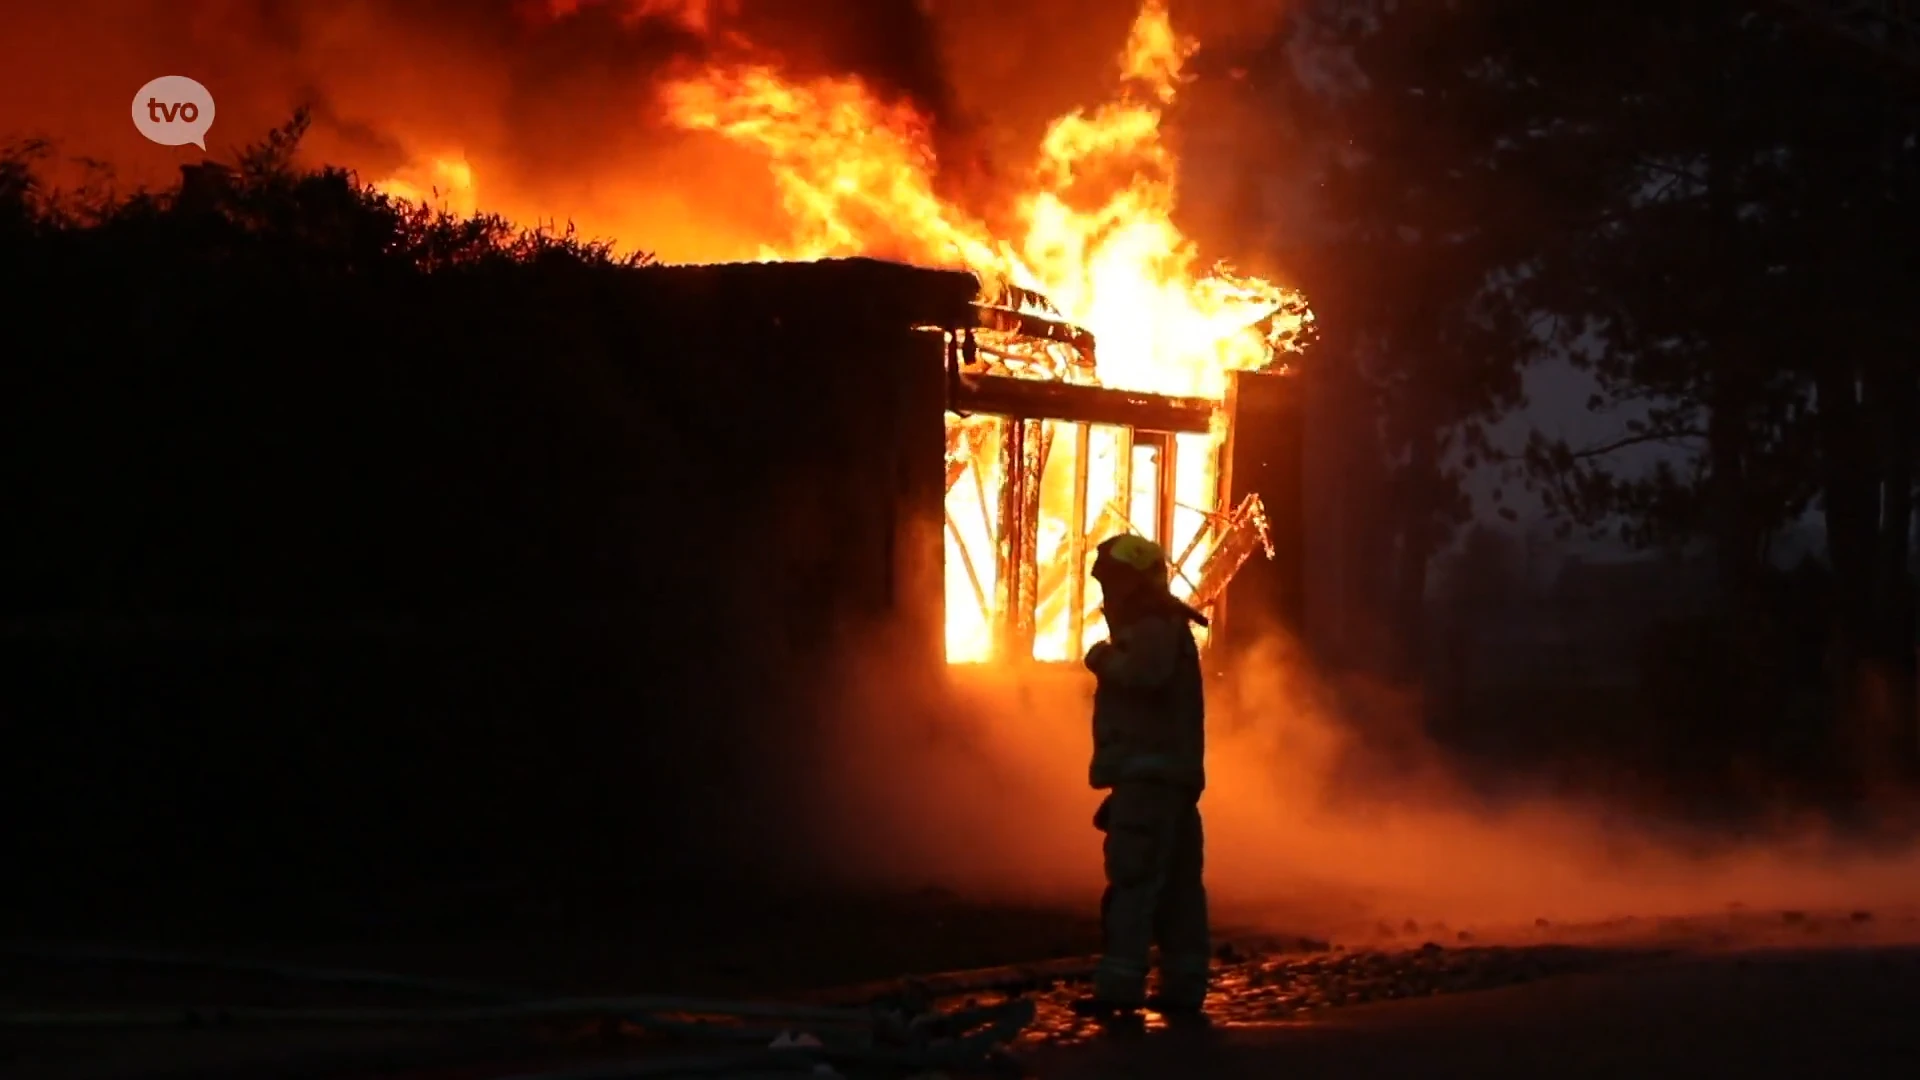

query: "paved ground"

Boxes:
[1, 887, 1111, 1003]
[7, 903, 1920, 1079]
[1, 888, 1107, 1080]
[1024, 946, 1920, 1079]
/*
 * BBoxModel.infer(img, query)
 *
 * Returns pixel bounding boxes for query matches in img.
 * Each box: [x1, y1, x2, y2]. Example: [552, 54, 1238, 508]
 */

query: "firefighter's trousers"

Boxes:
[1091, 780, 1210, 1007]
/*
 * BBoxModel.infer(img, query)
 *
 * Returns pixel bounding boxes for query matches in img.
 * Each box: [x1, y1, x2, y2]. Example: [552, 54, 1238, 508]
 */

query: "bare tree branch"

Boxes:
[1569, 427, 1707, 459]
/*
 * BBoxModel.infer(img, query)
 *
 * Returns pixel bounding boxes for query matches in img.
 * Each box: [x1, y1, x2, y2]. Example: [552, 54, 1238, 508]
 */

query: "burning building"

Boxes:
[366, 0, 1316, 668]
[938, 283, 1305, 665]
[647, 0, 1314, 665]
[610, 256, 1308, 682]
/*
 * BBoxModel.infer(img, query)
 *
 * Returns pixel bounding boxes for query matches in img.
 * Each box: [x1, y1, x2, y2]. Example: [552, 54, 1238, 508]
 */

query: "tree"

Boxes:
[1253, 0, 1916, 774]
[1443, 522, 1525, 616]
[1498, 1, 1920, 764]
[1243, 0, 1551, 674]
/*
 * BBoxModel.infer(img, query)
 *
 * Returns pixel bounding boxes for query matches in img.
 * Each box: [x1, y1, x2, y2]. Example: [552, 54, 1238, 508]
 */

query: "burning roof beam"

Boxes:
[971, 303, 1098, 358]
[1188, 493, 1275, 611]
[950, 374, 1215, 434]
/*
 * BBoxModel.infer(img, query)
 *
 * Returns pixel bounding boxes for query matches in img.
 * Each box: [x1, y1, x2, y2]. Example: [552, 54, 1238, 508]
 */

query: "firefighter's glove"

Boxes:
[1084, 640, 1114, 673]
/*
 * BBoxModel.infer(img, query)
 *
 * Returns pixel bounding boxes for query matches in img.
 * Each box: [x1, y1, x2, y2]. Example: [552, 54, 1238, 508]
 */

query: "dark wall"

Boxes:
[0, 187, 969, 929]
[1215, 370, 1305, 663]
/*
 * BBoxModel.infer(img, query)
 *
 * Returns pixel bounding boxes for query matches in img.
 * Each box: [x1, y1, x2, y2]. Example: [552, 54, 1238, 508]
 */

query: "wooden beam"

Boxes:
[972, 304, 1097, 357]
[949, 374, 1216, 434]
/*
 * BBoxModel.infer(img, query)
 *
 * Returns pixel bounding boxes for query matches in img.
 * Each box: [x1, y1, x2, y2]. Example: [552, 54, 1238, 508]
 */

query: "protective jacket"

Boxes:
[1085, 607, 1206, 792]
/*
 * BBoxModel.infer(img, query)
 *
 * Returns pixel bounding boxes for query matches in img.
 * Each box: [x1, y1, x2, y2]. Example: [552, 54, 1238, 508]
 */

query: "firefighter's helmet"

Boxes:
[1092, 533, 1167, 583]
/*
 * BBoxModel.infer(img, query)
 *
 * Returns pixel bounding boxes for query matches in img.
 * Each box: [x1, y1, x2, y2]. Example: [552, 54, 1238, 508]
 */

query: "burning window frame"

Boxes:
[935, 283, 1281, 666]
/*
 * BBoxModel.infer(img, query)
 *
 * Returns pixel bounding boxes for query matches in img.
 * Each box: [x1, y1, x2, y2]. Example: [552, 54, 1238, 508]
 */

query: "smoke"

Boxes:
[805, 624, 1920, 943]
[3, 1, 1297, 261]
[5, 1, 945, 257]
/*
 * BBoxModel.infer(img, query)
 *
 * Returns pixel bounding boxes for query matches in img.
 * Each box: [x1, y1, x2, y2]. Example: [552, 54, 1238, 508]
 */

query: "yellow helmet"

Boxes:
[1093, 533, 1166, 579]
[1091, 532, 1209, 626]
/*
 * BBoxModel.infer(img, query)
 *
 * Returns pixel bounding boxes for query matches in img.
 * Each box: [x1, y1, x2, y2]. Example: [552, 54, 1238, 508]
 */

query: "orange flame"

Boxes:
[369, 155, 480, 217]
[660, 0, 1304, 400]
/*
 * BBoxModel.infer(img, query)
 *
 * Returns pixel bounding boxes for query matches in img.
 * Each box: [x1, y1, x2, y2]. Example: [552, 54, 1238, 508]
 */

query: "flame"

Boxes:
[370, 0, 1311, 665]
[659, 0, 1303, 400]
[660, 66, 1005, 266]
[370, 154, 480, 217]
[1120, 0, 1198, 104]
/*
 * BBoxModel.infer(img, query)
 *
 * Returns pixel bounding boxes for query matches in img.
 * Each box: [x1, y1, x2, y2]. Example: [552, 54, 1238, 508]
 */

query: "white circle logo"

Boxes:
[132, 76, 216, 149]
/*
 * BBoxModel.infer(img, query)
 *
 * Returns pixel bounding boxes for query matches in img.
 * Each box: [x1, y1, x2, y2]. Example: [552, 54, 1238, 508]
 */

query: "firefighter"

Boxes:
[1073, 533, 1212, 1019]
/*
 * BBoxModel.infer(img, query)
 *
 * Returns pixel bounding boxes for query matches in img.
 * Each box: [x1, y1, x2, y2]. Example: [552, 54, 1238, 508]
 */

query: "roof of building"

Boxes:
[635, 257, 983, 333]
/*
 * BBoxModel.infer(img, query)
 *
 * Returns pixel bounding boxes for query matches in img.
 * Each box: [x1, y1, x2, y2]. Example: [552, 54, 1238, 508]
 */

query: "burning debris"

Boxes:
[809, 940, 1658, 1052]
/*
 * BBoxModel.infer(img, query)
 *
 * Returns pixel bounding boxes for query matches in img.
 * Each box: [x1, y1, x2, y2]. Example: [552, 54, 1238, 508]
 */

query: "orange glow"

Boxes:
[370, 155, 480, 217]
[539, 0, 739, 34]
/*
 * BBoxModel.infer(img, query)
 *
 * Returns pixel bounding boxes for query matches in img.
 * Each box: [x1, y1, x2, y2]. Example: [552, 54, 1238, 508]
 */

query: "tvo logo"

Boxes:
[131, 76, 216, 149]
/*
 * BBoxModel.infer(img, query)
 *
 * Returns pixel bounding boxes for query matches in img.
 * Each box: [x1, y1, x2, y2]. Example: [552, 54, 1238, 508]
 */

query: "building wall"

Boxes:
[1, 255, 974, 914]
[1218, 370, 1307, 659]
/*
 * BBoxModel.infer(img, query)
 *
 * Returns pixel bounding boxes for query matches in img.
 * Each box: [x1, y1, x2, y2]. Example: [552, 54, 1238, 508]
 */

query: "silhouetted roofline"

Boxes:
[638, 257, 983, 332]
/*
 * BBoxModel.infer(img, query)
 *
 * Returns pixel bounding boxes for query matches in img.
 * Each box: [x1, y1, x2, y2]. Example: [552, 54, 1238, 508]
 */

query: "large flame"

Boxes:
[374, 0, 1311, 664]
[658, 0, 1299, 400]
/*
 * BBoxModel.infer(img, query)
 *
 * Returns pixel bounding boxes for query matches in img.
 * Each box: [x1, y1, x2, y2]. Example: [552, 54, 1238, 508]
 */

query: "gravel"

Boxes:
[939, 941, 1658, 1047]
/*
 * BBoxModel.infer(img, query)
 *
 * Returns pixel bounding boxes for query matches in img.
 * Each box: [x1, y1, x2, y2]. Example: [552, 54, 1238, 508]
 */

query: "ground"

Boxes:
[1026, 946, 1920, 1079]
[2, 887, 1103, 1079]
[7, 896, 1920, 1078]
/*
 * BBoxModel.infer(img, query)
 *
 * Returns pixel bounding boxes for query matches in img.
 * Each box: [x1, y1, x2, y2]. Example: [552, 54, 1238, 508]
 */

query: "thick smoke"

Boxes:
[3, 1, 1294, 260]
[5, 1, 966, 259]
[805, 622, 1920, 945]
